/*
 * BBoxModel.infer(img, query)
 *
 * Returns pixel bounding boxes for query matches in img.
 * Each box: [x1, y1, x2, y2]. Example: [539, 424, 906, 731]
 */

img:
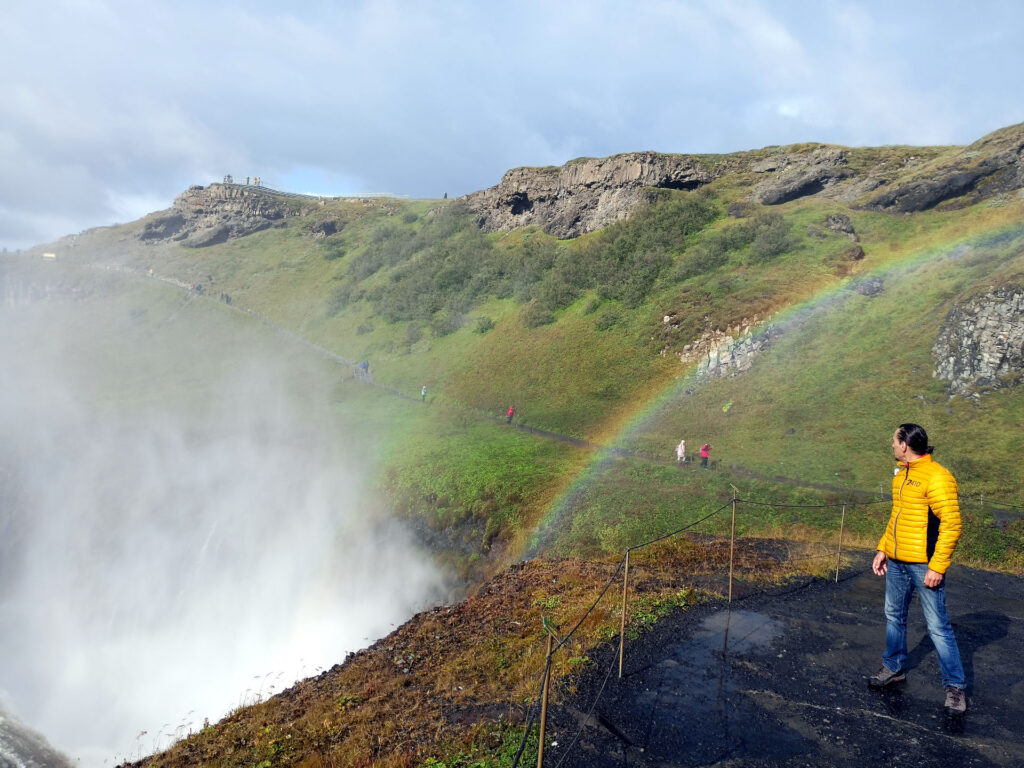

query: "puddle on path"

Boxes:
[620, 608, 799, 764]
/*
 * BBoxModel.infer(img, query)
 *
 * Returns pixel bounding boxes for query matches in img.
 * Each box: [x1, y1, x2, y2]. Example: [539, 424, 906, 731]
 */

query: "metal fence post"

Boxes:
[618, 550, 631, 679]
[537, 632, 553, 768]
[835, 504, 846, 583]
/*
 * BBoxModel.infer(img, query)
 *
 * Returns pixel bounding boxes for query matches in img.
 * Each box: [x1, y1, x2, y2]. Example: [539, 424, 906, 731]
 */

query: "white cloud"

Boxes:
[1, 0, 1023, 249]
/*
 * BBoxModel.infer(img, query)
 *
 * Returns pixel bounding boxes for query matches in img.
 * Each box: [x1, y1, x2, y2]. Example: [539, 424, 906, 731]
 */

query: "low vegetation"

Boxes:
[11, 131, 1024, 767]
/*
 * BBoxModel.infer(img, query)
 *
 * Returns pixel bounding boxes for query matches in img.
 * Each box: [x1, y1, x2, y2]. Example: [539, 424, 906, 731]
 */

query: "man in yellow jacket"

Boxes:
[870, 423, 966, 715]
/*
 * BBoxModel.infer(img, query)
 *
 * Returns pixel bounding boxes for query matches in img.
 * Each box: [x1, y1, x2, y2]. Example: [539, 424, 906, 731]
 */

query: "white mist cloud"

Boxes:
[0, 287, 446, 765]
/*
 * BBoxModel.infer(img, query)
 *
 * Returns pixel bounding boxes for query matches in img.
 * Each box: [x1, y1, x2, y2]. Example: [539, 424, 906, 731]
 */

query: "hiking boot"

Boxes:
[944, 685, 967, 715]
[868, 666, 906, 688]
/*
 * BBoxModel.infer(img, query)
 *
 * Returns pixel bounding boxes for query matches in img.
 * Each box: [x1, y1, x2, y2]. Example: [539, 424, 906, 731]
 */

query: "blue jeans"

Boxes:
[883, 560, 965, 689]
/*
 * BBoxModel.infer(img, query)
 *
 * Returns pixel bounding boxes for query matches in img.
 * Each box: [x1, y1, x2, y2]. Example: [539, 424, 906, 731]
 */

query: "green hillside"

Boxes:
[17, 132, 1022, 578]
[6, 124, 1024, 767]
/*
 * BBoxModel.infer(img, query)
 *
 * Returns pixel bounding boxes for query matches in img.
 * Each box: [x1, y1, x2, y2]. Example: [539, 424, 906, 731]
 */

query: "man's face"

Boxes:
[892, 430, 909, 462]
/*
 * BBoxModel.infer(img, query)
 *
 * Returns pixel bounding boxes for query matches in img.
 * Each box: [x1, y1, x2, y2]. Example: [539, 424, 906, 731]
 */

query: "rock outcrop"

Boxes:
[462, 122, 1024, 239]
[753, 148, 851, 205]
[864, 124, 1024, 213]
[139, 184, 303, 247]
[461, 152, 714, 239]
[933, 286, 1024, 395]
[673, 315, 780, 379]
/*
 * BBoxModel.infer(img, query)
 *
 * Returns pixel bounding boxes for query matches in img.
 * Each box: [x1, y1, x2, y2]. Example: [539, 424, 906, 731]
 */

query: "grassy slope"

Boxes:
[25, 165, 1024, 577]
[13, 138, 1024, 765]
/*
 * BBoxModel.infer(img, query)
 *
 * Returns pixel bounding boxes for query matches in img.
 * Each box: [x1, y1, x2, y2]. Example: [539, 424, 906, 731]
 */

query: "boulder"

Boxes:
[850, 277, 884, 296]
[825, 213, 858, 240]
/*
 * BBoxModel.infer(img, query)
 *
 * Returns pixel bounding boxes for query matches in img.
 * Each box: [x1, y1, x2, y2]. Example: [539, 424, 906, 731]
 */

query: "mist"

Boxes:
[0, 273, 447, 765]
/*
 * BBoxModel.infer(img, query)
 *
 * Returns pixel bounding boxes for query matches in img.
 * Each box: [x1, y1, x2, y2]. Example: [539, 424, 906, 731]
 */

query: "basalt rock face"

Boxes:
[671, 315, 780, 379]
[753, 148, 851, 205]
[933, 286, 1024, 395]
[864, 124, 1024, 213]
[138, 184, 303, 248]
[461, 152, 715, 239]
[462, 123, 1024, 238]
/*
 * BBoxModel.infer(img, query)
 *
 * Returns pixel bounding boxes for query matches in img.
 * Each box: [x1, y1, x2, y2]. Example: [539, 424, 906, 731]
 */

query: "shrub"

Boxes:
[474, 316, 495, 333]
[430, 310, 464, 337]
[404, 323, 423, 344]
[325, 285, 351, 316]
[321, 242, 347, 261]
[521, 301, 555, 328]
[594, 308, 623, 331]
[748, 213, 794, 263]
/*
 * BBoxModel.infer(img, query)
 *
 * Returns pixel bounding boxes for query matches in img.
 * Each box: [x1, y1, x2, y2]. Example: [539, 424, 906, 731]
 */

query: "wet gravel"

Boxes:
[545, 556, 1024, 767]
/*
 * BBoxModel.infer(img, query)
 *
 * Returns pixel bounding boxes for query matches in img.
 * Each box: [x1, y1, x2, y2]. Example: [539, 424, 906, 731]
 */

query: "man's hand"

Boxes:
[924, 568, 944, 588]
[872, 550, 887, 576]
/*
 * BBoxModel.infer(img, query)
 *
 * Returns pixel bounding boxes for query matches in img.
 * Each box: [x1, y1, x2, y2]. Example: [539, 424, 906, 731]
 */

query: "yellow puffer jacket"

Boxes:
[877, 454, 961, 573]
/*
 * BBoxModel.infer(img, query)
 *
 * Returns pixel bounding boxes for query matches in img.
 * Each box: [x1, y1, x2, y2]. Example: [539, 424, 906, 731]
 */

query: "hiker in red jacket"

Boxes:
[700, 443, 712, 469]
[506, 405, 515, 424]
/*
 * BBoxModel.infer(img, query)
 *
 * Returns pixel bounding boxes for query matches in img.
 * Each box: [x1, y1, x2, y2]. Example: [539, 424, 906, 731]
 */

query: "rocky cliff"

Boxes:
[933, 286, 1024, 396]
[138, 184, 307, 247]
[462, 123, 1024, 239]
[461, 152, 715, 239]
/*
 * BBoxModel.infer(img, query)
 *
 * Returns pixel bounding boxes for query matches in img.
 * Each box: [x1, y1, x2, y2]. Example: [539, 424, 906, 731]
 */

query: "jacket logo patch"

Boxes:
[906, 479, 921, 488]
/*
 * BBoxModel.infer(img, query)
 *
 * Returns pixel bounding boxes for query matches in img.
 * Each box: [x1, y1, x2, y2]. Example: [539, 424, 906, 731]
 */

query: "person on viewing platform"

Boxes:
[869, 423, 966, 716]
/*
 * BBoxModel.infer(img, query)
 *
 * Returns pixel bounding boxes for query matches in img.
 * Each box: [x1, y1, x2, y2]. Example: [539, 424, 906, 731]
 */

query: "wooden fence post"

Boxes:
[618, 550, 631, 679]
[537, 632, 553, 768]
[728, 487, 738, 604]
[835, 504, 846, 583]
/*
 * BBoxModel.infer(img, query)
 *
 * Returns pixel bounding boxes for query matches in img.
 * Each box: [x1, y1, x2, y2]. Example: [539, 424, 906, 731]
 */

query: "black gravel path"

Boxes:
[544, 559, 1024, 767]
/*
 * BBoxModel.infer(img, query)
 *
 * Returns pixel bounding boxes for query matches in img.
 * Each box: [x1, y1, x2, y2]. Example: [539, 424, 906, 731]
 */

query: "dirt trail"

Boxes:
[547, 562, 1024, 767]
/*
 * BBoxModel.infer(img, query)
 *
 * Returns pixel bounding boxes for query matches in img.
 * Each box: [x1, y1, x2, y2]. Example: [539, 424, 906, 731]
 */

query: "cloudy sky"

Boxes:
[2, 0, 1022, 250]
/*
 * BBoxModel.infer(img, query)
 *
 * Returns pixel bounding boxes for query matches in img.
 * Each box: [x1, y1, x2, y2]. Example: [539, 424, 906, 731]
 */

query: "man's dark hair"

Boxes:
[897, 423, 934, 456]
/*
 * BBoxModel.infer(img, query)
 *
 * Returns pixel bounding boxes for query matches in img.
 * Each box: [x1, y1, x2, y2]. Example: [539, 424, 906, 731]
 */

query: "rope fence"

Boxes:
[511, 493, 895, 768]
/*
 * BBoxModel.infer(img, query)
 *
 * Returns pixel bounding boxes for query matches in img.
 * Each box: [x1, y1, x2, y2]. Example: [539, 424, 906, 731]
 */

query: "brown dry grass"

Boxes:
[127, 536, 853, 768]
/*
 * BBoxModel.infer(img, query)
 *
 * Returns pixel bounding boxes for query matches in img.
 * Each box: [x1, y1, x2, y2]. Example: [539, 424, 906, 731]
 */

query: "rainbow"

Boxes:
[523, 220, 1024, 557]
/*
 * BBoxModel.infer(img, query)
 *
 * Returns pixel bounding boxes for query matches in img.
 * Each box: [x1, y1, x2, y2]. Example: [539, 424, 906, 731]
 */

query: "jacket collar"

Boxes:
[899, 454, 933, 469]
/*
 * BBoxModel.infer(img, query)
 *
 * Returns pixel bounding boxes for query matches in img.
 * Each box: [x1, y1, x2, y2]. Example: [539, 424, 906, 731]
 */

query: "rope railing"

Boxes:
[513, 494, 891, 768]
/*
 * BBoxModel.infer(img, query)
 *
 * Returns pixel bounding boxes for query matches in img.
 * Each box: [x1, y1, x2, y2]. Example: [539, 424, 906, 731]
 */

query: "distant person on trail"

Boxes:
[869, 423, 966, 716]
[676, 439, 686, 463]
[506, 405, 515, 424]
[700, 443, 712, 468]
[421, 385, 427, 402]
